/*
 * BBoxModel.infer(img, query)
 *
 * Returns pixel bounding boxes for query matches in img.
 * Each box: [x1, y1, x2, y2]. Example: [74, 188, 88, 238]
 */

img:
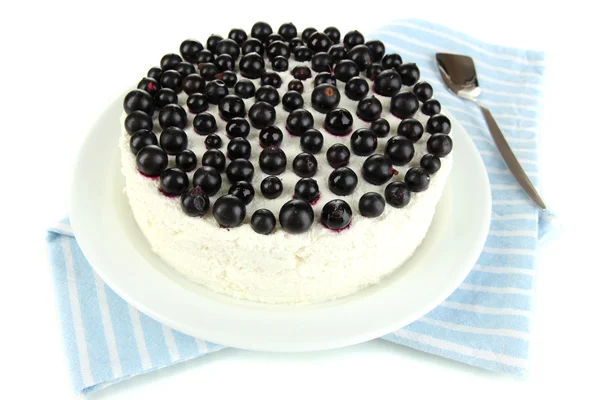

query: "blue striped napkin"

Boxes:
[46, 19, 556, 394]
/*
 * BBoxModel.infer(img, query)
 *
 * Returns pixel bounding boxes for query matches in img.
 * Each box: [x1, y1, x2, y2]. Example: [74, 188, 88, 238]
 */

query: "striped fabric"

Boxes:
[46, 19, 556, 394]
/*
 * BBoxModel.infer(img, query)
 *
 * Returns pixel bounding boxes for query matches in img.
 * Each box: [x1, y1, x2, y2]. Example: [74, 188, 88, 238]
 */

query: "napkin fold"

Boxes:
[46, 18, 555, 394]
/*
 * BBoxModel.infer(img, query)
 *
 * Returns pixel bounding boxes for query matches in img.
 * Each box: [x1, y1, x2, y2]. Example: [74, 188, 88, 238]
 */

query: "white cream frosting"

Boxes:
[120, 59, 453, 304]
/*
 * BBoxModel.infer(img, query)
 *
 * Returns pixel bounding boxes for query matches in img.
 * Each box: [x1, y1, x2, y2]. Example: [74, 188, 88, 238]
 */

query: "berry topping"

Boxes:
[227, 137, 252, 160]
[153, 88, 178, 108]
[226, 159, 255, 183]
[371, 118, 391, 138]
[311, 84, 341, 113]
[160, 53, 182, 71]
[324, 108, 353, 136]
[382, 53, 403, 70]
[333, 60, 359, 82]
[294, 178, 320, 203]
[278, 22, 298, 41]
[261, 71, 283, 88]
[216, 39, 241, 60]
[181, 187, 210, 217]
[124, 89, 155, 115]
[398, 118, 424, 142]
[405, 167, 431, 192]
[251, 209, 276, 234]
[397, 63, 420, 86]
[328, 167, 358, 196]
[346, 45, 373, 71]
[138, 77, 161, 95]
[300, 129, 324, 154]
[321, 199, 352, 230]
[248, 101, 276, 129]
[205, 80, 229, 104]
[279, 199, 314, 234]
[307, 31, 333, 52]
[192, 166, 222, 196]
[180, 39, 204, 63]
[413, 81, 433, 102]
[356, 96, 382, 122]
[255, 85, 280, 106]
[215, 54, 235, 71]
[259, 146, 288, 175]
[292, 65, 312, 80]
[420, 154, 441, 174]
[129, 129, 158, 155]
[365, 40, 385, 62]
[204, 134, 222, 149]
[426, 114, 452, 134]
[286, 109, 314, 136]
[213, 194, 246, 228]
[266, 41, 291, 61]
[362, 154, 396, 185]
[324, 26, 341, 43]
[197, 49, 215, 64]
[193, 112, 217, 135]
[288, 79, 304, 93]
[159, 126, 188, 155]
[147, 67, 162, 81]
[228, 181, 255, 204]
[159, 168, 189, 196]
[374, 69, 402, 97]
[251, 22, 273, 42]
[292, 152, 318, 178]
[202, 149, 227, 173]
[239, 53, 265, 79]
[293, 46, 315, 62]
[301, 27, 317, 42]
[228, 28, 248, 45]
[158, 103, 188, 129]
[343, 30, 365, 49]
[289, 38, 305, 51]
[234, 79, 256, 99]
[160, 70, 183, 93]
[385, 181, 411, 208]
[314, 72, 336, 86]
[199, 63, 220, 80]
[344, 77, 369, 101]
[259, 126, 283, 147]
[282, 91, 304, 112]
[176, 149, 198, 172]
[385, 136, 415, 166]
[182, 73, 206, 95]
[328, 43, 347, 63]
[272, 56, 289, 72]
[261, 176, 283, 199]
[366, 63, 383, 81]
[312, 52, 333, 72]
[242, 38, 264, 56]
[427, 134, 453, 157]
[359, 192, 385, 218]
[350, 128, 378, 156]
[206, 34, 223, 53]
[176, 61, 196, 77]
[221, 71, 237, 88]
[226, 117, 250, 138]
[125, 110, 153, 134]
[266, 34, 285, 46]
[136, 145, 168, 177]
[218, 94, 246, 120]
[326, 144, 351, 168]
[390, 91, 419, 119]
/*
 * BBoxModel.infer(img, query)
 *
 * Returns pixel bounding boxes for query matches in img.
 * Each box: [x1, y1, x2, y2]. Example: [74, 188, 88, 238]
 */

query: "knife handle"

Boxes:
[477, 102, 547, 210]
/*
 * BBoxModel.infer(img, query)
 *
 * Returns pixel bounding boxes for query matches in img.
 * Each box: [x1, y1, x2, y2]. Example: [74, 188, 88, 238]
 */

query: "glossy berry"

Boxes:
[199, 63, 219, 81]
[366, 63, 384, 81]
[202, 149, 226, 173]
[288, 79, 303, 93]
[204, 134, 222, 149]
[405, 167, 431, 192]
[136, 145, 168, 177]
[153, 88, 178, 108]
[343, 30, 365, 49]
[426, 114, 452, 134]
[267, 34, 286, 46]
[259, 126, 283, 148]
[314, 72, 336, 86]
[311, 84, 341, 113]
[251, 209, 276, 234]
[187, 93, 209, 114]
[218, 95, 246, 120]
[356, 96, 382, 122]
[362, 154, 396, 185]
[279, 199, 314, 234]
[382, 53, 403, 70]
[181, 187, 210, 217]
[350, 128, 377, 156]
[216, 39, 240, 60]
[234, 79, 256, 99]
[266, 41, 290, 61]
[248, 101, 276, 129]
[328, 43, 347, 63]
[291, 65, 311, 81]
[321, 200, 352, 230]
[365, 40, 385, 62]
[278, 22, 297, 41]
[138, 77, 161, 95]
[390, 91, 419, 119]
[176, 61, 196, 78]
[385, 136, 415, 166]
[346, 45, 373, 71]
[213, 194, 246, 228]
[147, 67, 162, 81]
[205, 80, 229, 104]
[175, 149, 197, 172]
[251, 21, 273, 42]
[371, 118, 390, 138]
[261, 71, 282, 88]
[344, 77, 369, 101]
[261, 176, 283, 199]
[301, 27, 317, 42]
[226, 159, 254, 183]
[125, 111, 153, 134]
[227, 137, 252, 160]
[129, 129, 157, 155]
[420, 154, 441, 174]
[124, 89, 155, 115]
[226, 117, 250, 138]
[239, 53, 265, 79]
[292, 152, 318, 178]
[294, 46, 315, 62]
[228, 28, 248, 45]
[307, 32, 332, 53]
[324, 26, 341, 43]
[324, 108, 353, 136]
[215, 54, 234, 71]
[294, 178, 319, 203]
[413, 81, 433, 102]
[221, 71, 237, 88]
[180, 39, 204, 63]
[328, 167, 358, 196]
[259, 146, 287, 175]
[397, 63, 420, 86]
[288, 38, 305, 51]
[192, 166, 222, 196]
[359, 192, 385, 217]
[312, 52, 333, 72]
[228, 181, 255, 204]
[398, 118, 424, 142]
[385, 181, 411, 208]
[160, 70, 183, 93]
[159, 168, 189, 196]
[300, 129, 324, 154]
[286, 109, 314, 136]
[282, 91, 304, 112]
[326, 143, 351, 168]
[159, 126, 188, 154]
[182, 74, 206, 95]
[206, 34, 223, 53]
[272, 56, 289, 72]
[242, 38, 264, 55]
[160, 53, 182, 71]
[427, 134, 453, 157]
[374, 69, 401, 97]
[197, 49, 215, 64]
[158, 104, 187, 129]
[333, 60, 359, 82]
[255, 85, 280, 106]
[193, 112, 217, 135]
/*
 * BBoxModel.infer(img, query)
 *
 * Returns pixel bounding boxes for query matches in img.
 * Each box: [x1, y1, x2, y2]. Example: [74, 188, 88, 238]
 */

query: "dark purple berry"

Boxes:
[300, 129, 324, 154]
[413, 81, 433, 102]
[226, 117, 250, 138]
[301, 27, 317, 42]
[294, 178, 319, 203]
[359, 192, 385, 217]
[272, 56, 289, 72]
[251, 209, 276, 234]
[228, 181, 255, 204]
[344, 77, 369, 101]
[279, 199, 314, 234]
[328, 167, 358, 196]
[365, 40, 385, 62]
[286, 109, 314, 136]
[213, 194, 246, 228]
[159, 126, 188, 154]
[181, 187, 210, 217]
[333, 59, 359, 82]
[385, 181, 411, 208]
[390, 91, 419, 119]
[125, 111, 153, 134]
[159, 168, 189, 196]
[427, 134, 453, 157]
[202, 149, 226, 173]
[218, 94, 246, 120]
[226, 159, 254, 183]
[328, 43, 346, 63]
[160, 53, 182, 71]
[292, 153, 318, 178]
[326, 144, 350, 168]
[324, 108, 353, 136]
[288, 79, 304, 93]
[356, 96, 382, 122]
[324, 26, 341, 43]
[176, 61, 196, 77]
[216, 39, 240, 60]
[192, 166, 222, 196]
[398, 118, 424, 142]
[160, 70, 183, 93]
[193, 112, 217, 135]
[346, 44, 373, 71]
[234, 79, 256, 99]
[204, 134, 222, 149]
[124, 89, 154, 115]
[259, 146, 287, 175]
[307, 32, 332, 53]
[129, 129, 157, 154]
[397, 63, 420, 86]
[251, 22, 273, 42]
[294, 46, 315, 62]
[385, 136, 415, 166]
[158, 104, 187, 129]
[153, 88, 177, 108]
[227, 137, 252, 160]
[282, 91, 304, 112]
[311, 84, 341, 113]
[228, 28, 248, 45]
[248, 101, 276, 129]
[221, 71, 237, 88]
[205, 80, 229, 104]
[255, 85, 280, 106]
[374, 69, 401, 97]
[266, 41, 291, 61]
[321, 199, 352, 230]
[147, 67, 162, 81]
[314, 72, 336, 86]
[261, 176, 283, 199]
[312, 52, 333, 72]
[138, 77, 161, 95]
[343, 30, 364, 49]
[180, 39, 204, 63]
[350, 128, 377, 156]
[421, 154, 441, 174]
[136, 145, 168, 177]
[366, 63, 383, 81]
[176, 149, 197, 172]
[371, 118, 390, 138]
[242, 38, 264, 56]
[259, 126, 283, 148]
[382, 53, 402, 70]
[405, 167, 431, 192]
[239, 52, 265, 79]
[182, 73, 206, 95]
[362, 154, 396, 185]
[426, 114, 452, 134]
[206, 35, 223, 53]
[278, 22, 297, 41]
[187, 93, 209, 114]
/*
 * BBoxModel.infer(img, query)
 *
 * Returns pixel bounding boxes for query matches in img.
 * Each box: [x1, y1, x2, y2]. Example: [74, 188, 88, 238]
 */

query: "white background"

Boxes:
[1, 0, 599, 398]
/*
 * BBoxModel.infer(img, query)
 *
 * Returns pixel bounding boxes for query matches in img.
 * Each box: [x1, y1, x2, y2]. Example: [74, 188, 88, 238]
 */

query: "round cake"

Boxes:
[119, 22, 454, 304]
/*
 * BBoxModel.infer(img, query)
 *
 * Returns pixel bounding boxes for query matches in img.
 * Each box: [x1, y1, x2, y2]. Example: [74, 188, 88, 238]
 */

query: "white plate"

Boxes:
[69, 95, 491, 352]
